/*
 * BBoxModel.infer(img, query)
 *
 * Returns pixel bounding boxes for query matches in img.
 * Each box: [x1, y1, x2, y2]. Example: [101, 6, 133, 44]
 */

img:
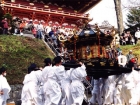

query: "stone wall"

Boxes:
[8, 84, 23, 104]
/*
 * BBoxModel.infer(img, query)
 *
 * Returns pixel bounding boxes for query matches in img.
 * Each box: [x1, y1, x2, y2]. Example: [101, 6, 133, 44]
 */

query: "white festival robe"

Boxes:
[0, 75, 11, 105]
[21, 74, 32, 105]
[103, 75, 116, 105]
[121, 70, 139, 105]
[53, 65, 66, 105]
[113, 74, 124, 105]
[89, 78, 102, 105]
[22, 70, 43, 105]
[70, 64, 87, 105]
[61, 69, 73, 105]
[42, 66, 52, 84]
[43, 66, 62, 105]
[136, 71, 140, 103]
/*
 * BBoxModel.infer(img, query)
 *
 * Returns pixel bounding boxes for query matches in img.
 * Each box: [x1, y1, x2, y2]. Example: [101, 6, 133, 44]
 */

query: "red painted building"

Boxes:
[0, 0, 101, 27]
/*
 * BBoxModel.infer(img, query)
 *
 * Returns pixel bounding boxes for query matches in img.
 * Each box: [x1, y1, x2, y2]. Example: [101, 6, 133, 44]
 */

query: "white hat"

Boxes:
[129, 50, 132, 52]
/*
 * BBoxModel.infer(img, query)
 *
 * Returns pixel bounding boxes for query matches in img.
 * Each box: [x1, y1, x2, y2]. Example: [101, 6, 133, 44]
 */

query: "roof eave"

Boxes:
[78, 0, 102, 13]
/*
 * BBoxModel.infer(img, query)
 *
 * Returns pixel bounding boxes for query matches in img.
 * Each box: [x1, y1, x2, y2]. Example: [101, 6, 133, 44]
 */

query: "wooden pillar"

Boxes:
[32, 12, 35, 20]
[60, 16, 65, 26]
[46, 14, 50, 25]
[10, 8, 13, 15]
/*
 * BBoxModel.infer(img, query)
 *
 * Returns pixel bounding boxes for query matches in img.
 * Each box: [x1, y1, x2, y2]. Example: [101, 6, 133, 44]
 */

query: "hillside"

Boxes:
[120, 43, 140, 65]
[0, 35, 55, 84]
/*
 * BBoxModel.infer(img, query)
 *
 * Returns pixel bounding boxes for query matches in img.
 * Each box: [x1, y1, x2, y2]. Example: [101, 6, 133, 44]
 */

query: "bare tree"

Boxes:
[114, 0, 124, 35]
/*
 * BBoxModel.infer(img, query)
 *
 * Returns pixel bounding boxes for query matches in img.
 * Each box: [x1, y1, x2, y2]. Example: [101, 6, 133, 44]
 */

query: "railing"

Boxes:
[44, 33, 65, 62]
[3, 2, 88, 18]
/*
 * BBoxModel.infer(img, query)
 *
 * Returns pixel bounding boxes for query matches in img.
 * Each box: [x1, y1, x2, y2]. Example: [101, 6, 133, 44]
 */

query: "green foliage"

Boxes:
[126, 7, 140, 27]
[0, 35, 54, 84]
[3, 13, 12, 20]
[3, 13, 12, 26]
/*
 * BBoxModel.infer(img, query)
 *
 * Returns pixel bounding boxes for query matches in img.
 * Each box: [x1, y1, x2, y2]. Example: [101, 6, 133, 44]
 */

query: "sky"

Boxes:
[86, 0, 129, 28]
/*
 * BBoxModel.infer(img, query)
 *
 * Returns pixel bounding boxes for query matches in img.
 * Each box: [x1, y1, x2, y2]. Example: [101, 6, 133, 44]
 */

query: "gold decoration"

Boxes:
[100, 62, 105, 66]
[74, 34, 78, 40]
[29, 3, 34, 6]
[44, 5, 49, 8]
[58, 8, 62, 10]
[74, 10, 77, 13]
[110, 26, 116, 36]
[58, 34, 67, 42]
[85, 34, 89, 37]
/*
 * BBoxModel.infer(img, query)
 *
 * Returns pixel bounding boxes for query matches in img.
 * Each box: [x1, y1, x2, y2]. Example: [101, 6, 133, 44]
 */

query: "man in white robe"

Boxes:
[89, 77, 102, 105]
[21, 63, 43, 105]
[69, 62, 87, 105]
[52, 56, 66, 105]
[121, 62, 139, 105]
[42, 58, 61, 105]
[103, 75, 116, 105]
[100, 76, 108, 104]
[113, 74, 124, 105]
[61, 69, 73, 105]
[43, 57, 63, 105]
[0, 67, 11, 105]
[21, 72, 32, 105]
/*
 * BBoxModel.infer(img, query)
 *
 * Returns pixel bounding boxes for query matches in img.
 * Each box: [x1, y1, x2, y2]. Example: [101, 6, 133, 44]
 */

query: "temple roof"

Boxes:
[5, 0, 101, 13]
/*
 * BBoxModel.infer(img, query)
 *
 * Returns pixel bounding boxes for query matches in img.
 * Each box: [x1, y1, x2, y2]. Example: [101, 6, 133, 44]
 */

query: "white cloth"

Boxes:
[22, 70, 43, 105]
[42, 66, 52, 83]
[36, 24, 44, 31]
[89, 78, 102, 105]
[114, 74, 124, 105]
[46, 26, 51, 34]
[21, 74, 32, 105]
[61, 69, 73, 105]
[118, 55, 127, 67]
[136, 71, 140, 103]
[121, 70, 139, 105]
[135, 31, 140, 39]
[103, 75, 116, 105]
[43, 66, 62, 105]
[70, 64, 87, 105]
[53, 65, 66, 105]
[0, 75, 11, 105]
[51, 65, 66, 86]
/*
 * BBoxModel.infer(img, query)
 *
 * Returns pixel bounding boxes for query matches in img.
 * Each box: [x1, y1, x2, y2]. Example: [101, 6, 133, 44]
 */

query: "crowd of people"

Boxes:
[105, 44, 139, 69]
[120, 28, 140, 45]
[1, 54, 140, 105]
[0, 17, 77, 40]
[0, 56, 87, 105]
[1, 17, 140, 105]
